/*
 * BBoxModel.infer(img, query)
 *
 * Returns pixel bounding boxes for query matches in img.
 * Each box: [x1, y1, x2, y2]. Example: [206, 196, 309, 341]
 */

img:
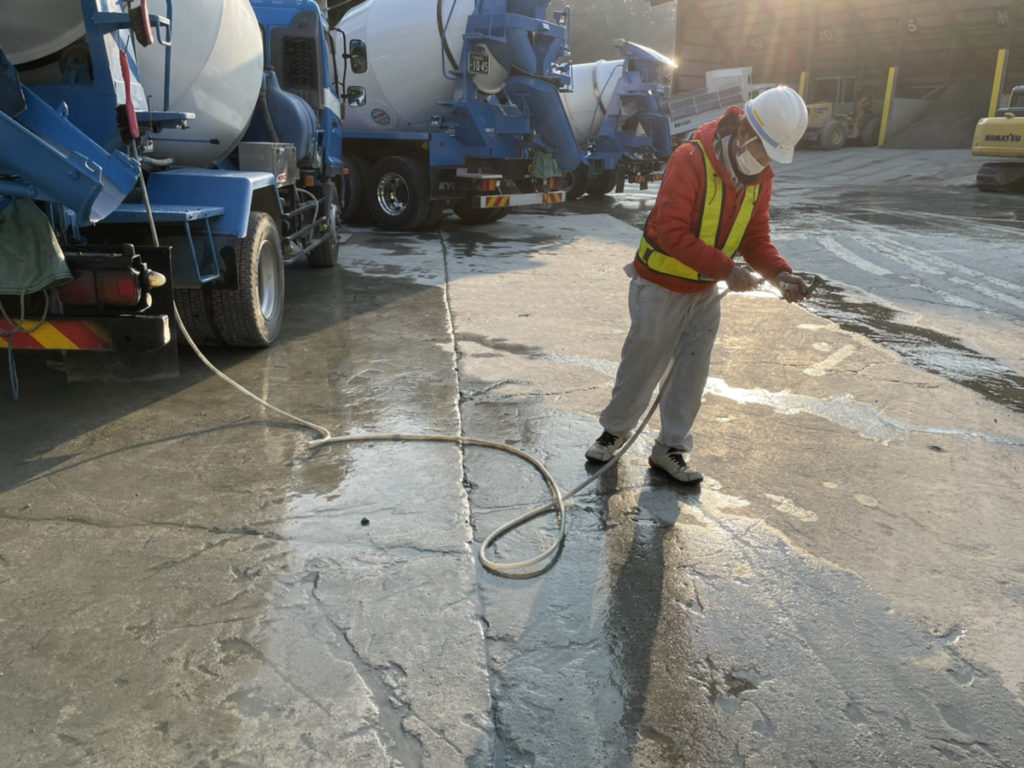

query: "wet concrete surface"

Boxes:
[1, 149, 1024, 766]
[803, 278, 1024, 414]
[569, 147, 1024, 417]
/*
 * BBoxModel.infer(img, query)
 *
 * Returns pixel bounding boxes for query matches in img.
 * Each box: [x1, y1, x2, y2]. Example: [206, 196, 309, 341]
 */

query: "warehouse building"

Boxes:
[653, 0, 1024, 147]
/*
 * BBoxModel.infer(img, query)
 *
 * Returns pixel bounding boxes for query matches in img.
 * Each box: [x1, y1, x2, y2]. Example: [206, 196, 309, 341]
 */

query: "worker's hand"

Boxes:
[726, 263, 761, 292]
[776, 272, 810, 303]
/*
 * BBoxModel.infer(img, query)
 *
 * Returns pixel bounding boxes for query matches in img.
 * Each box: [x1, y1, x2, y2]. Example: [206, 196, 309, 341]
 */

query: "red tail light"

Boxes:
[58, 270, 142, 307]
[58, 273, 98, 305]
[97, 272, 142, 306]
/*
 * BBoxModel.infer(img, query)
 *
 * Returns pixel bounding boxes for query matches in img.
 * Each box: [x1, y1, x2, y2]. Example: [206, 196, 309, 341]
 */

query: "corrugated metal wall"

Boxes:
[672, 0, 1023, 98]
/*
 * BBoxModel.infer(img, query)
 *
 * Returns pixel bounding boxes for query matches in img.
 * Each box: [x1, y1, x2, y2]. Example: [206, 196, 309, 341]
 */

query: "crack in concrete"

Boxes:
[261, 656, 334, 718]
[444, 231, 524, 765]
[311, 579, 426, 766]
[144, 616, 256, 635]
[930, 737, 1004, 763]
[0, 512, 286, 541]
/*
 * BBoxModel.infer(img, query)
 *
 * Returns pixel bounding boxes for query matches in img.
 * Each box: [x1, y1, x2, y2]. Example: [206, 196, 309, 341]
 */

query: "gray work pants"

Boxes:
[599, 276, 722, 453]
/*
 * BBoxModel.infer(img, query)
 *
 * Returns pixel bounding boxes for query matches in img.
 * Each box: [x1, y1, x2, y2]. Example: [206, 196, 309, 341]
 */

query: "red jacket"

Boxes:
[634, 106, 792, 294]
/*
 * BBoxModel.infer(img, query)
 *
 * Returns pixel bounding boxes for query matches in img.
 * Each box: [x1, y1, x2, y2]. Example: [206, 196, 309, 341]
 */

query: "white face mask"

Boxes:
[735, 136, 767, 177]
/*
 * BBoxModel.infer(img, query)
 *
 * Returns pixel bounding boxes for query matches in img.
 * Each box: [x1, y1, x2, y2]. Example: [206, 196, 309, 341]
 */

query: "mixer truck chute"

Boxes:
[0, 0, 365, 384]
[334, 0, 581, 231]
[560, 39, 676, 199]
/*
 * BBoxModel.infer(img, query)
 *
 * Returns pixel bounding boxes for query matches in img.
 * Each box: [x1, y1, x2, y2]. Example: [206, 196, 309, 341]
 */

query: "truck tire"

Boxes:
[586, 170, 617, 197]
[308, 179, 340, 268]
[818, 119, 848, 150]
[211, 212, 285, 347]
[173, 287, 221, 347]
[366, 155, 433, 231]
[564, 165, 589, 201]
[341, 152, 367, 223]
[453, 199, 506, 224]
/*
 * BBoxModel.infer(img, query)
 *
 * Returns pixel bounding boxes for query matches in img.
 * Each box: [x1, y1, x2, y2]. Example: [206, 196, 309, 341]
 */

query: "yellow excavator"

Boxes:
[972, 85, 1024, 192]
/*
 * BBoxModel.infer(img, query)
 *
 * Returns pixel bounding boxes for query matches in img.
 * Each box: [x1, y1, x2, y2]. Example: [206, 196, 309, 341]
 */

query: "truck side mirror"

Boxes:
[349, 40, 367, 74]
[347, 86, 366, 107]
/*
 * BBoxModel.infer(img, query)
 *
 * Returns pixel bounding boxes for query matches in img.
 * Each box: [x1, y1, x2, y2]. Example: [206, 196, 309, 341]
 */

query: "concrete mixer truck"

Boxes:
[560, 39, 676, 200]
[332, 0, 581, 230]
[0, 0, 366, 386]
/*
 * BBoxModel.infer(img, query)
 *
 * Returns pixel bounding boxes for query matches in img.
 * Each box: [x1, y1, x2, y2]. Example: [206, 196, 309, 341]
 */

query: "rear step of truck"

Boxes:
[475, 191, 565, 209]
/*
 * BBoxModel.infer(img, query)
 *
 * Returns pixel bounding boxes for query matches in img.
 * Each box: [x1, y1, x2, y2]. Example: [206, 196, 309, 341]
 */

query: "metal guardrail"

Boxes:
[668, 85, 743, 120]
[667, 85, 746, 136]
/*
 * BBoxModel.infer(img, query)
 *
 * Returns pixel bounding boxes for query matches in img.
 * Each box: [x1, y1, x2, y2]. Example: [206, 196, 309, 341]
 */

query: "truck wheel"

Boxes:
[819, 119, 848, 150]
[367, 156, 432, 231]
[308, 179, 340, 268]
[453, 199, 506, 224]
[211, 211, 285, 347]
[341, 153, 367, 223]
[586, 170, 616, 197]
[173, 287, 221, 347]
[564, 165, 589, 201]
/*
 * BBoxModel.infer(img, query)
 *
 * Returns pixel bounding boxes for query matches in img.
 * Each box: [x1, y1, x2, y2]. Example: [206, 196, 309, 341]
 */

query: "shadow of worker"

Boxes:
[602, 477, 697, 756]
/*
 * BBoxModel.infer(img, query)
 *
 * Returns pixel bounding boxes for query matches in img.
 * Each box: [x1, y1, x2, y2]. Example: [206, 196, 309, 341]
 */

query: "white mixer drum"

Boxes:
[0, 0, 85, 65]
[560, 59, 624, 142]
[134, 0, 265, 167]
[335, 0, 477, 132]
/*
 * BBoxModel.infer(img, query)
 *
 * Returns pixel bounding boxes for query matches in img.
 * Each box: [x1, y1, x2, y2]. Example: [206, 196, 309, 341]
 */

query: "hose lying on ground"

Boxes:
[171, 286, 733, 579]
[136, 155, 805, 577]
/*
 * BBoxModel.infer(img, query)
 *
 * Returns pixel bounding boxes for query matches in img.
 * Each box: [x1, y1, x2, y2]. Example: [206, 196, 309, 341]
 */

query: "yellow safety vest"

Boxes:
[637, 141, 761, 283]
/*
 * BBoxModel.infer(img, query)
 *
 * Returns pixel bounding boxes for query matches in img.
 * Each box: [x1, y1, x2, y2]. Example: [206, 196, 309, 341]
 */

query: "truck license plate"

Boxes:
[468, 52, 489, 75]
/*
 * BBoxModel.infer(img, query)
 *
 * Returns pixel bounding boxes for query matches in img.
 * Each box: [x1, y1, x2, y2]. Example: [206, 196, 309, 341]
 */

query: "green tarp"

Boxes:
[0, 198, 71, 295]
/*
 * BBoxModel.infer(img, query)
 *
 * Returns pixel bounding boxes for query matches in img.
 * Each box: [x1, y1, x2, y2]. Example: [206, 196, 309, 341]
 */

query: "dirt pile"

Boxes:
[885, 77, 992, 149]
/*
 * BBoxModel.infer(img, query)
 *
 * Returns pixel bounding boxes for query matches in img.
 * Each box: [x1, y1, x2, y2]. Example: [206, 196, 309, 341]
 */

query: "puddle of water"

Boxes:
[705, 377, 1024, 450]
[806, 280, 1024, 414]
[705, 377, 905, 443]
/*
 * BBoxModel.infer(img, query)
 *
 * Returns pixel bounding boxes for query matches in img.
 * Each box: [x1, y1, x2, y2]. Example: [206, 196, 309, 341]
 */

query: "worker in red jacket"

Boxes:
[585, 85, 812, 484]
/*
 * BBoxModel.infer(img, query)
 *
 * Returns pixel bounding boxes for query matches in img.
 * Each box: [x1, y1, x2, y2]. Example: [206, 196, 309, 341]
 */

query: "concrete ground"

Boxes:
[1, 150, 1022, 767]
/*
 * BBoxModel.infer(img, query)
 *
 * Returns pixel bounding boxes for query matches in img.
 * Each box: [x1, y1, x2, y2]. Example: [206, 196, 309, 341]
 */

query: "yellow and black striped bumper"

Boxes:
[1, 316, 171, 351]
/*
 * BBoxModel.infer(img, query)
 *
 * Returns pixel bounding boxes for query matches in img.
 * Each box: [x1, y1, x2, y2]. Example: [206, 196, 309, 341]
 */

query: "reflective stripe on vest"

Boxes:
[637, 141, 761, 283]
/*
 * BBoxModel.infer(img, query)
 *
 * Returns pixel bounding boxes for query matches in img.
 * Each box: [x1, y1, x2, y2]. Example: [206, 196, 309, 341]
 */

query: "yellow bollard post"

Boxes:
[878, 66, 898, 147]
[988, 48, 1009, 117]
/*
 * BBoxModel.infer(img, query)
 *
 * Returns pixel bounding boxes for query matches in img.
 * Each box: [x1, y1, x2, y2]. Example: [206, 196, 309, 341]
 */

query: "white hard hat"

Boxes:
[743, 85, 808, 163]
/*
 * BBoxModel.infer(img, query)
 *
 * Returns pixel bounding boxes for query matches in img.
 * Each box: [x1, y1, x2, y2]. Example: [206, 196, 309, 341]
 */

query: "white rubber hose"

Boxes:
[172, 285, 730, 578]
[138, 134, 734, 578]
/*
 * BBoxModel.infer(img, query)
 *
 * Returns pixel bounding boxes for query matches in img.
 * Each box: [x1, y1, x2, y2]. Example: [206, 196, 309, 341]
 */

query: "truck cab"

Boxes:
[995, 85, 1024, 117]
[243, 0, 366, 266]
